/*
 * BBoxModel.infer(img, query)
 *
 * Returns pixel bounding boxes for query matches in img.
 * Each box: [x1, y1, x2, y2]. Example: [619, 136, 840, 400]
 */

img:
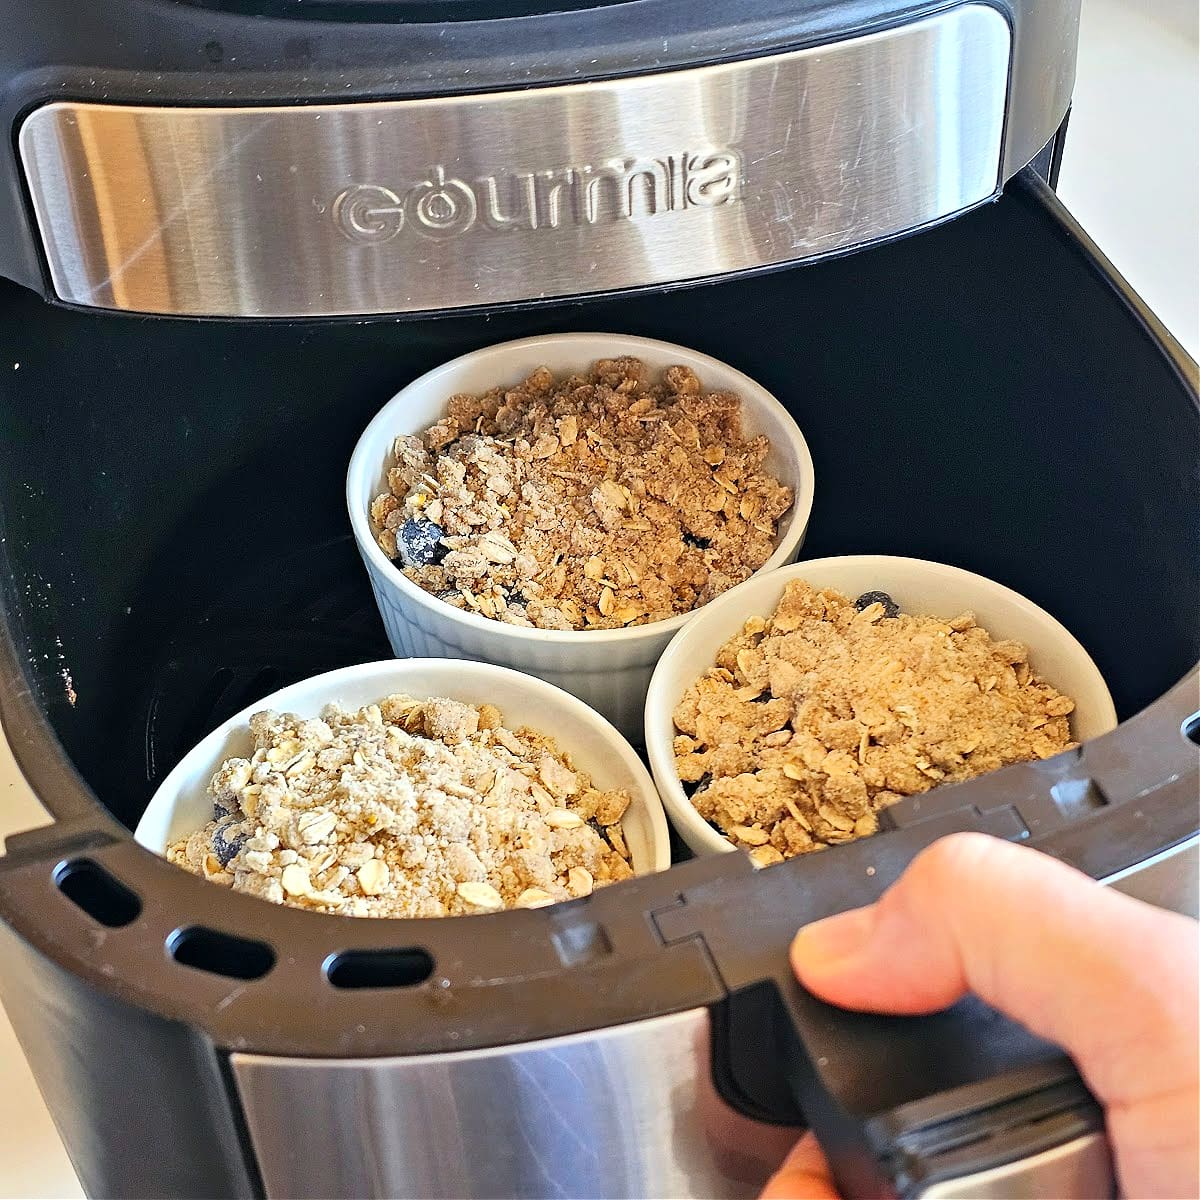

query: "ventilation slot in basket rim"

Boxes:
[324, 947, 434, 989]
[169, 925, 276, 980]
[54, 858, 142, 928]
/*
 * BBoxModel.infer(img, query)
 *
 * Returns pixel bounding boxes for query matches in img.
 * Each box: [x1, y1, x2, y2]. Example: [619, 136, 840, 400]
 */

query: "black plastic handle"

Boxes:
[779, 981, 1112, 1198]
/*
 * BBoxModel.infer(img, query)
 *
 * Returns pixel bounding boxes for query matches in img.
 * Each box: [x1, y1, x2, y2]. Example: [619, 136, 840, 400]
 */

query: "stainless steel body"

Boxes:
[917, 1134, 1113, 1200]
[232, 1007, 798, 1199]
[1106, 835, 1200, 916]
[17, 5, 1017, 317]
[226, 847, 1196, 1200]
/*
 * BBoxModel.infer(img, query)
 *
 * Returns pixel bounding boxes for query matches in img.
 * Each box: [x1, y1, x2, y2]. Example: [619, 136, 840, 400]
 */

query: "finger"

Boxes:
[760, 1132, 840, 1200]
[789, 833, 1199, 1111]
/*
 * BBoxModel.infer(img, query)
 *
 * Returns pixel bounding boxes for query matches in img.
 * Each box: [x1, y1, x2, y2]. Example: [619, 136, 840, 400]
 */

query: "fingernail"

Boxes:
[792, 906, 877, 975]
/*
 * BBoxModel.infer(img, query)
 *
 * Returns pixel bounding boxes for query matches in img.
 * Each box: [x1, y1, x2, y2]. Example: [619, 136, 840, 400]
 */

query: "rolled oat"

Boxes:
[371, 357, 794, 631]
[673, 581, 1078, 859]
[168, 694, 634, 917]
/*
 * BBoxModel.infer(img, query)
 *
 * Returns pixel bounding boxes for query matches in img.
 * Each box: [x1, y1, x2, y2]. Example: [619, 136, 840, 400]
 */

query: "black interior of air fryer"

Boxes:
[1, 180, 1196, 836]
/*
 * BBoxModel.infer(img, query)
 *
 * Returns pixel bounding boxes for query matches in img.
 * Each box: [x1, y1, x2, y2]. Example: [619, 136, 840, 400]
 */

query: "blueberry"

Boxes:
[683, 772, 712, 799]
[682, 532, 712, 550]
[395, 517, 446, 568]
[211, 817, 248, 867]
[855, 590, 900, 619]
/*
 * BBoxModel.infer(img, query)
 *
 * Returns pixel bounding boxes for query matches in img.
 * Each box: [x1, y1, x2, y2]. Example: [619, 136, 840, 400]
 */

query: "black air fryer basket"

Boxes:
[0, 0, 1196, 1197]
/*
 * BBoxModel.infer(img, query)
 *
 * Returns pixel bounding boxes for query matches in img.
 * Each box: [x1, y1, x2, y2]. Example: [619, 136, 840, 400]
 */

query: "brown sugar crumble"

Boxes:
[371, 357, 794, 631]
[167, 695, 634, 918]
[673, 581, 1078, 864]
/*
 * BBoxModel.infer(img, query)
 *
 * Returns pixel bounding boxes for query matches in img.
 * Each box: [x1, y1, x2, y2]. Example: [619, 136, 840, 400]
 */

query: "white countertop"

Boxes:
[1, 3, 1197, 1196]
[0, 730, 83, 1200]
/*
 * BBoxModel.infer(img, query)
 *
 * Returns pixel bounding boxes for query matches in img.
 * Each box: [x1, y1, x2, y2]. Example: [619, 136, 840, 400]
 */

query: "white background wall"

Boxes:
[1, 4, 1197, 1197]
[1058, 0, 1199, 358]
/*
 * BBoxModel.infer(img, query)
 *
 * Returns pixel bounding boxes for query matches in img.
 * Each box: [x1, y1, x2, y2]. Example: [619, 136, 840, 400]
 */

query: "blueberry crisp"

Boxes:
[168, 695, 634, 917]
[370, 357, 794, 630]
[673, 581, 1078, 863]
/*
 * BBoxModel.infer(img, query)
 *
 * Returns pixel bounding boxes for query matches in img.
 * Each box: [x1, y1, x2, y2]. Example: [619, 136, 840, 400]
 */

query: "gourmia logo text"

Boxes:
[332, 151, 741, 244]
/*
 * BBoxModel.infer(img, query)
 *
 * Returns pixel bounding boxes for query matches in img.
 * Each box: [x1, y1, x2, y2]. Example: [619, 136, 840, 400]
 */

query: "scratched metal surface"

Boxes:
[17, 5, 1009, 317]
[232, 1007, 799, 1199]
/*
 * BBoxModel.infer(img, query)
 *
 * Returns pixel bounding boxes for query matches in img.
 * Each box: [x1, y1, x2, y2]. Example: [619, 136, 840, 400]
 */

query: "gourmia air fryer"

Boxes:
[0, 2, 1195, 1197]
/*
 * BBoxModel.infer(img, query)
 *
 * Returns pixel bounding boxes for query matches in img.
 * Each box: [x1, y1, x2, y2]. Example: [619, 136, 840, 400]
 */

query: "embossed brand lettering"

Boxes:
[333, 151, 742, 244]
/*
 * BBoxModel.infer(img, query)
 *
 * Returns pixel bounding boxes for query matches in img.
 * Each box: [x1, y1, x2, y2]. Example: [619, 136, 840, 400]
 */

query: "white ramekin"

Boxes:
[645, 556, 1118, 857]
[137, 658, 671, 879]
[346, 333, 815, 743]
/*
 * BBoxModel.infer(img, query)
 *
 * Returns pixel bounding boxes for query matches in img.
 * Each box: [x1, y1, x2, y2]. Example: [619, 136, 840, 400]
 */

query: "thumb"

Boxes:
[790, 833, 1199, 1197]
[760, 1132, 839, 1200]
[791, 833, 1197, 1106]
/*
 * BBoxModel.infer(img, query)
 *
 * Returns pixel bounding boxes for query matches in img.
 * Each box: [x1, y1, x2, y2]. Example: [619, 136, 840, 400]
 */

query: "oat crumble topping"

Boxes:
[370, 357, 794, 630]
[167, 695, 634, 917]
[673, 581, 1078, 864]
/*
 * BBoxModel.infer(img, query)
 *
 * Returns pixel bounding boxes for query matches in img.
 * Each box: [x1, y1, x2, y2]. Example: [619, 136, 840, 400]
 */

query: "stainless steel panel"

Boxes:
[1103, 834, 1199, 919]
[1001, 0, 1081, 178]
[19, 6, 1010, 318]
[231, 1007, 798, 1199]
[918, 1132, 1114, 1199]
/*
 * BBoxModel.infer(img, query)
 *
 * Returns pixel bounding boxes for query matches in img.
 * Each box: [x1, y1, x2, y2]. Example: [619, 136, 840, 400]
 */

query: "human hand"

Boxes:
[762, 833, 1199, 1200]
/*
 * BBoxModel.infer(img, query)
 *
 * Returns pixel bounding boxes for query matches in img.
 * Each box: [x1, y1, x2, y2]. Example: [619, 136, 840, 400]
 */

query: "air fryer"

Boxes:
[0, 1, 1196, 1197]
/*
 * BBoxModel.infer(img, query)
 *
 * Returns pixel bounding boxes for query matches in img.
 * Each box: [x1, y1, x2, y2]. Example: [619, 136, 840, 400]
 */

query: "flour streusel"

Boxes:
[673, 581, 1078, 863]
[370, 357, 794, 631]
[168, 694, 633, 917]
